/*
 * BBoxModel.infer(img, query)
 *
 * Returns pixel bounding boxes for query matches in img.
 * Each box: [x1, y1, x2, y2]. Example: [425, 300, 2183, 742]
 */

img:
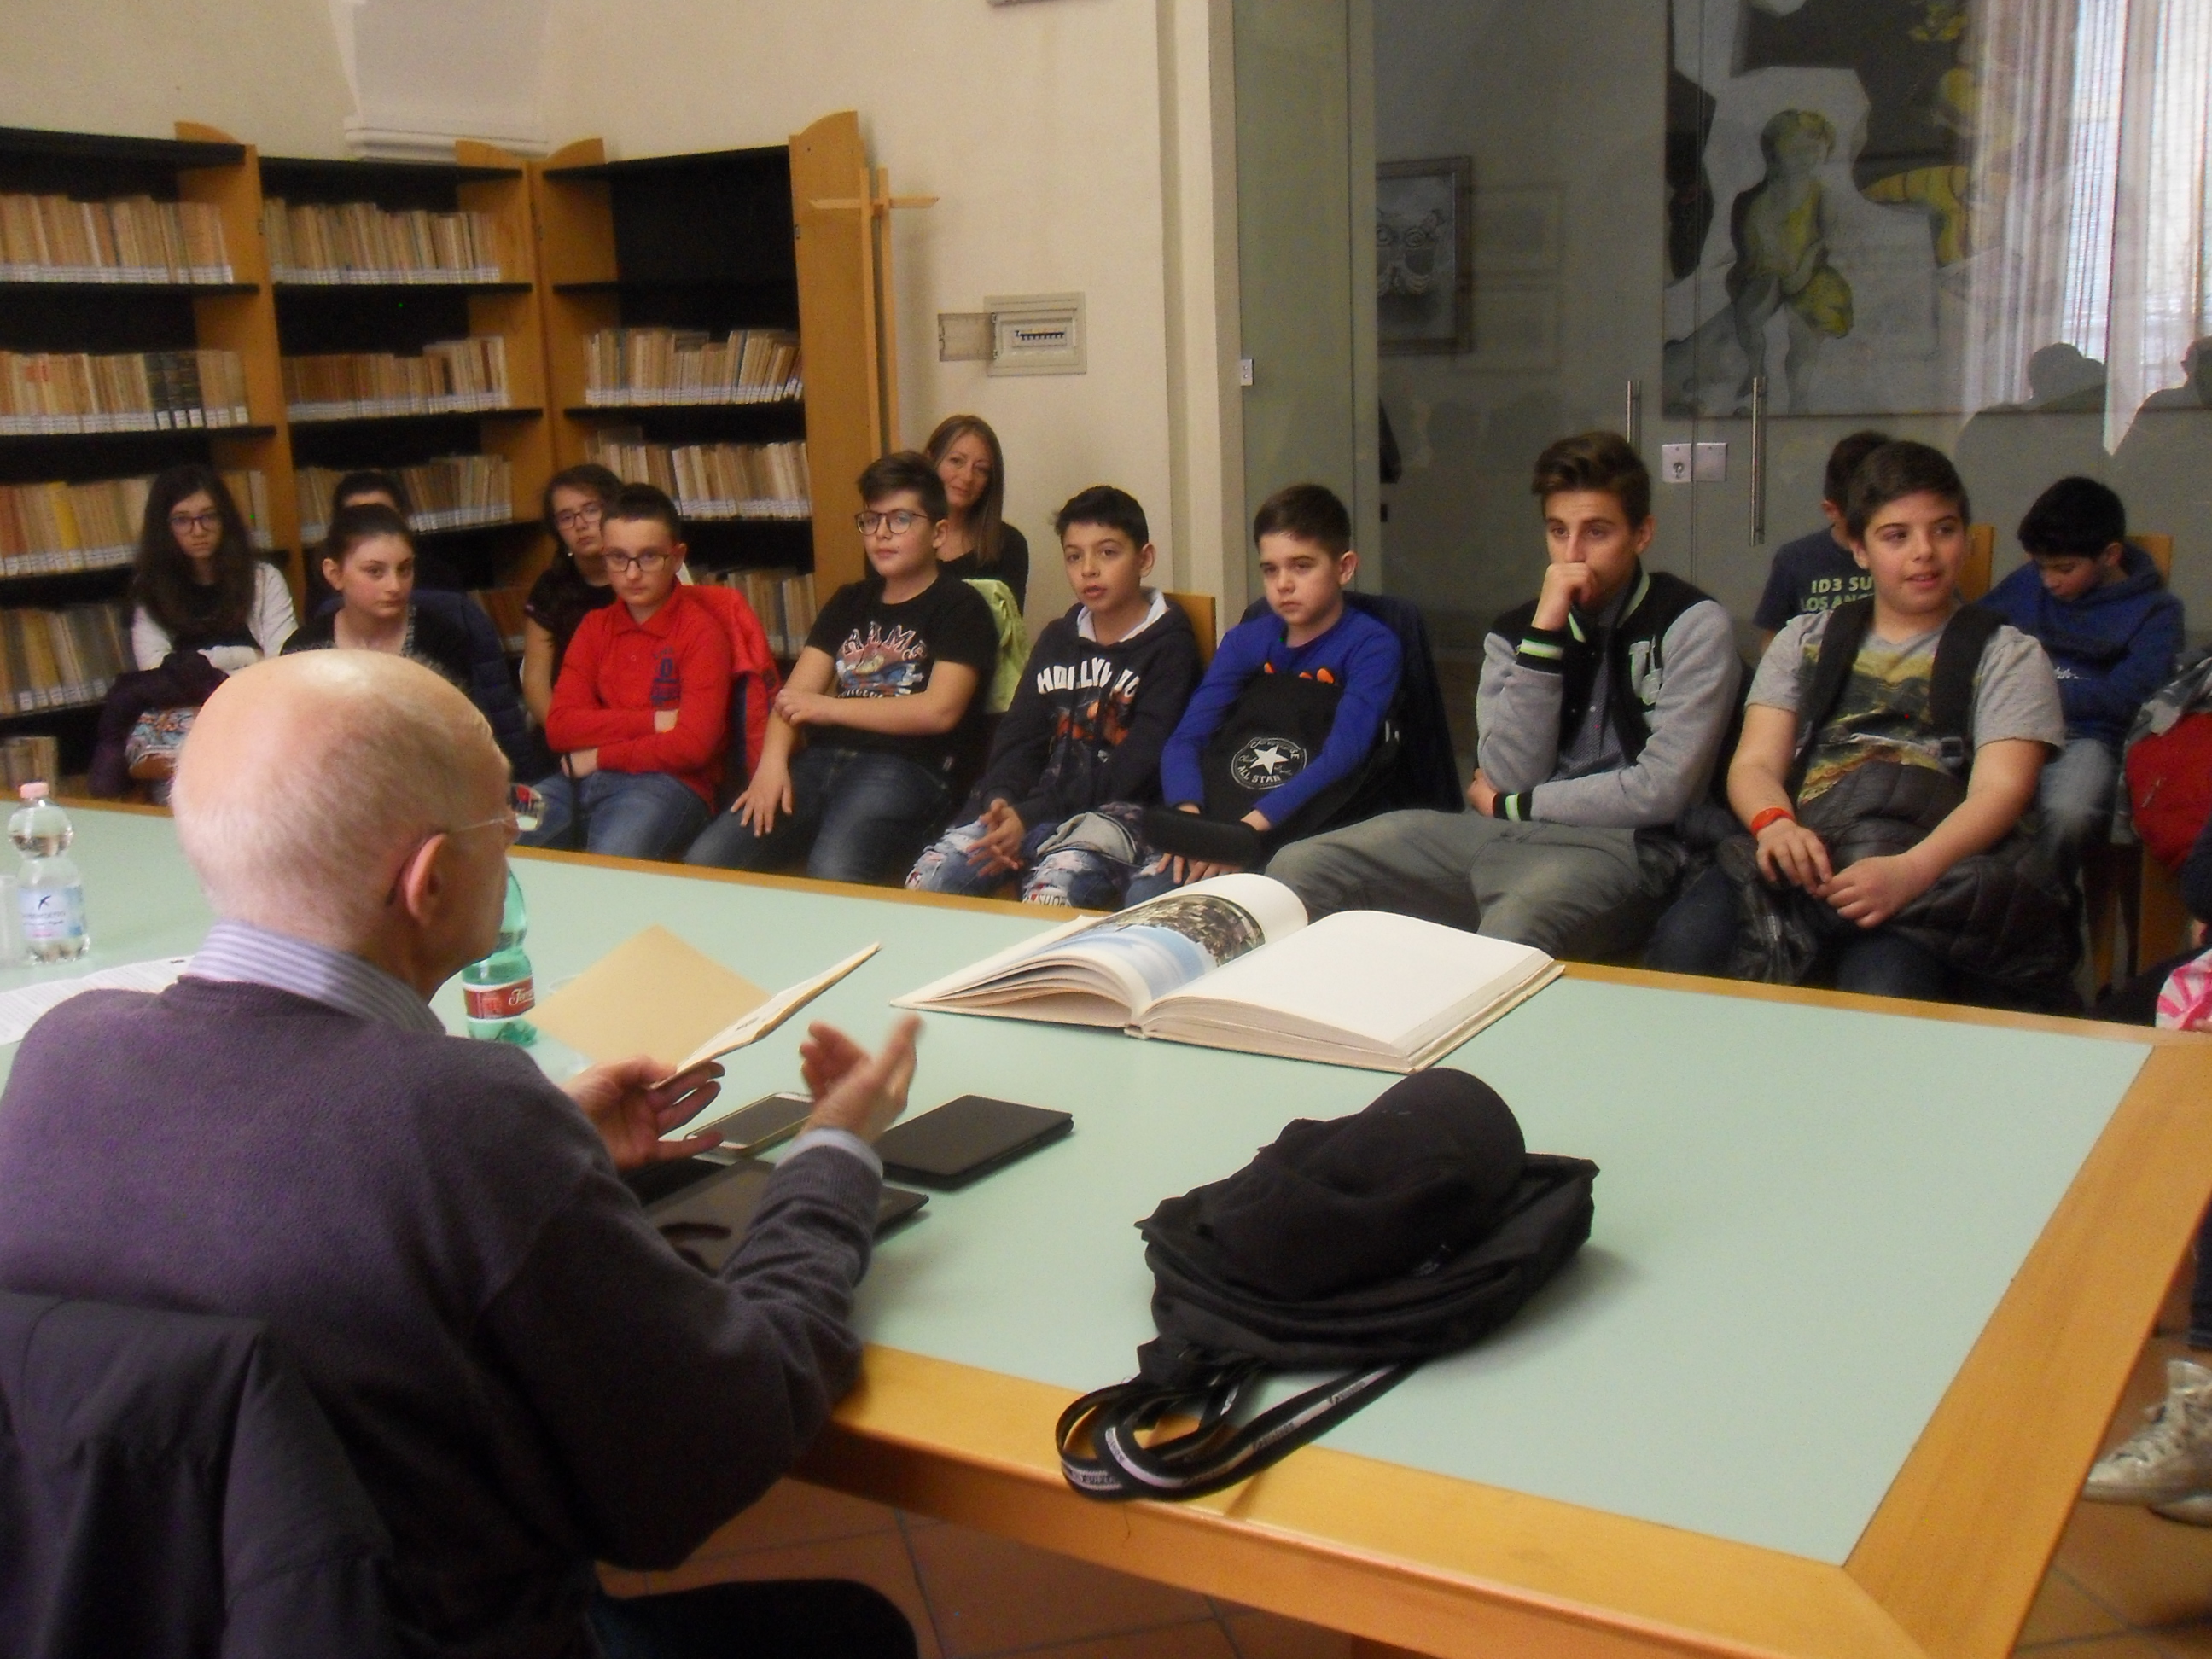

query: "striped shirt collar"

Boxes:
[188, 920, 445, 1036]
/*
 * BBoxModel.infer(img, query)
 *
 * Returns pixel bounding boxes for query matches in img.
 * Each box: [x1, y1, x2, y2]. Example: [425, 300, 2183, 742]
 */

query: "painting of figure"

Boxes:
[1663, 0, 1977, 416]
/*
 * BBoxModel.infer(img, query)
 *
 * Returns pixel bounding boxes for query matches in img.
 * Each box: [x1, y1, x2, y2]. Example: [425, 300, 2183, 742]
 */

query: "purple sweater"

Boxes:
[0, 978, 881, 1659]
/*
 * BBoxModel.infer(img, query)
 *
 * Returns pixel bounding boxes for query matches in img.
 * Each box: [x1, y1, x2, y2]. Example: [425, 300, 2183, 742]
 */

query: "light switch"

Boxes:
[1661, 443, 1692, 483]
[1693, 441, 1728, 482]
[1237, 357, 1254, 387]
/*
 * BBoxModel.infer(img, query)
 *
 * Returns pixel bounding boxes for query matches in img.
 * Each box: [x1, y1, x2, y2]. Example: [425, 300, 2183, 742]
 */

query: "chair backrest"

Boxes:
[1960, 524, 1995, 602]
[1166, 591, 1218, 668]
[0, 1292, 400, 1659]
[2133, 532, 2174, 580]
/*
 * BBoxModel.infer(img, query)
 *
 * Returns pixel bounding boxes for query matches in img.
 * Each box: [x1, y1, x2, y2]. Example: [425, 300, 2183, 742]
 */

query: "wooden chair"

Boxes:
[1959, 524, 1994, 601]
[2086, 532, 2179, 989]
[1166, 591, 1218, 667]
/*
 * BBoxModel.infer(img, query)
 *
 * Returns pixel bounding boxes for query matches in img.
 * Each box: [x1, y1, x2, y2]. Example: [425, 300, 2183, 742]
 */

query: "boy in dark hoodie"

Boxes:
[906, 486, 1201, 907]
[1981, 476, 2183, 870]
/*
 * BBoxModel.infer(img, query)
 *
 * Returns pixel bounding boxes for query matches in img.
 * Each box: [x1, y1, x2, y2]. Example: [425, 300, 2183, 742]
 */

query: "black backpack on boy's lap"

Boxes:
[1057, 1071, 1596, 1500]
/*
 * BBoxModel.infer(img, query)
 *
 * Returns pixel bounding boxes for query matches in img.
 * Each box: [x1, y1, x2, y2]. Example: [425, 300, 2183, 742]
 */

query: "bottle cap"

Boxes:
[18, 782, 46, 801]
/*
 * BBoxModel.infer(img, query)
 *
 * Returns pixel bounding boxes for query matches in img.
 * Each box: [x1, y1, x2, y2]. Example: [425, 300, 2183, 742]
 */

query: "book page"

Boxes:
[1138, 911, 1552, 1058]
[0, 955, 191, 1045]
[896, 874, 1307, 1019]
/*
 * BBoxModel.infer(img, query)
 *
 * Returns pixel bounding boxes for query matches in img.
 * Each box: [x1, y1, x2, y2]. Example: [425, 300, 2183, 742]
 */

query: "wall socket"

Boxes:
[1661, 443, 1692, 483]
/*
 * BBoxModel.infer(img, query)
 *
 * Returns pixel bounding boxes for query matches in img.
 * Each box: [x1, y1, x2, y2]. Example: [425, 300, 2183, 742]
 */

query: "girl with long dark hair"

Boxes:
[925, 415, 1027, 610]
[128, 464, 297, 672]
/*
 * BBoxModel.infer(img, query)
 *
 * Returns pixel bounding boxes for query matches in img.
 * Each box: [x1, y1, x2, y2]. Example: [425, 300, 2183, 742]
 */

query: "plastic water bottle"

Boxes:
[462, 869, 536, 1044]
[9, 783, 87, 963]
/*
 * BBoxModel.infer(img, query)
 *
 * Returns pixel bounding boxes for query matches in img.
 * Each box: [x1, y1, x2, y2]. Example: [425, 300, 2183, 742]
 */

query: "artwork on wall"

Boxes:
[1662, 0, 1977, 417]
[1377, 157, 1473, 356]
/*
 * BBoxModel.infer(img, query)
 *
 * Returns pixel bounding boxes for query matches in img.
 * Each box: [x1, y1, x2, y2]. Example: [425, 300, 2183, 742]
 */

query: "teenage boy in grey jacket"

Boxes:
[1268, 431, 1741, 956]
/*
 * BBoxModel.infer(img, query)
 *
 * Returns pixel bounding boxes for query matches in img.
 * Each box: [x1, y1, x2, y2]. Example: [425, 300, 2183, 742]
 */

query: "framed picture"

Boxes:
[1377, 157, 1473, 356]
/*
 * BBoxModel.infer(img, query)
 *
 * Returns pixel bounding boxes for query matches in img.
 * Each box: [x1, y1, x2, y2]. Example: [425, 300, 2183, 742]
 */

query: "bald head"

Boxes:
[173, 653, 505, 950]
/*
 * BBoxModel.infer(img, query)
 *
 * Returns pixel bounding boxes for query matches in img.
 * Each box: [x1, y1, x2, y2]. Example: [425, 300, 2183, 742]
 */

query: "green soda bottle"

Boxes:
[461, 869, 537, 1044]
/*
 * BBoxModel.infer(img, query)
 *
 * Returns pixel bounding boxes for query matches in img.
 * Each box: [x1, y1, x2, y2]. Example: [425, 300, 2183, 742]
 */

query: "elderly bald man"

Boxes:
[0, 652, 922, 1659]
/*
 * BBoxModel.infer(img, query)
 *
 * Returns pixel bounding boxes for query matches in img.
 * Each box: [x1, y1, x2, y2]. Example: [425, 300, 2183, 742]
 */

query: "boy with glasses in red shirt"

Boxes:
[522, 485, 732, 859]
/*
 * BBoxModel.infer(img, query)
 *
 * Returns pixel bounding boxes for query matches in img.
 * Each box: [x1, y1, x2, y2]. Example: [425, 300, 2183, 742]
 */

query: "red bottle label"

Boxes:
[465, 977, 536, 1021]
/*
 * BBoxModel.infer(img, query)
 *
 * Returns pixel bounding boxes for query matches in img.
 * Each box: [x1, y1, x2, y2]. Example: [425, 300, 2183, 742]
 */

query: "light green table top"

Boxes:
[1, 808, 2152, 1568]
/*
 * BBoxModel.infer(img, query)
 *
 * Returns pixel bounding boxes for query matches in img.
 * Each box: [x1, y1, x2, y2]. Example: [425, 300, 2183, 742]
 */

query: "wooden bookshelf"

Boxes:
[532, 111, 882, 594]
[259, 142, 555, 597]
[0, 124, 294, 765]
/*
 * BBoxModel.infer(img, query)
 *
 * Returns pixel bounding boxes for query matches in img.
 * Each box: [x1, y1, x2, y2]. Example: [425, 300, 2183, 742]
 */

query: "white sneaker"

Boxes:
[2085, 1359, 2212, 1503]
[2151, 1493, 2212, 1525]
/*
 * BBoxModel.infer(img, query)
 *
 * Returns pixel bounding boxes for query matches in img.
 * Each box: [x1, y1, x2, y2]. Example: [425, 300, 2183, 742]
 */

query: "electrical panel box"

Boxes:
[986, 293, 1085, 376]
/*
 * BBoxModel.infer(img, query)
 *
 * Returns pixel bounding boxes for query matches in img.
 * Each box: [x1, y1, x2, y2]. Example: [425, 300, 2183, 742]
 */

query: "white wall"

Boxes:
[1, 0, 1246, 612]
[542, 0, 1237, 611]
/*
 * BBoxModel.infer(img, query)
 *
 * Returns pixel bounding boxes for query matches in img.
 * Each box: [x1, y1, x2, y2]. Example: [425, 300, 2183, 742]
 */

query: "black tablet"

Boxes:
[647, 1158, 927, 1274]
[872, 1095, 1073, 1190]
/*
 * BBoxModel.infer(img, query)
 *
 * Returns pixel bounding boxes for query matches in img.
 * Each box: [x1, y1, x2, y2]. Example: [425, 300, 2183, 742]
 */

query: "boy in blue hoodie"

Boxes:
[1981, 476, 2183, 870]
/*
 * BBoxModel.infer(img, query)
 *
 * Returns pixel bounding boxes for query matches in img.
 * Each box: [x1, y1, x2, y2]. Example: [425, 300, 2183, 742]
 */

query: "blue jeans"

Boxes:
[519, 770, 708, 861]
[589, 1580, 913, 1659]
[907, 817, 1132, 909]
[2036, 736, 2119, 871]
[1646, 859, 1958, 999]
[686, 745, 949, 885]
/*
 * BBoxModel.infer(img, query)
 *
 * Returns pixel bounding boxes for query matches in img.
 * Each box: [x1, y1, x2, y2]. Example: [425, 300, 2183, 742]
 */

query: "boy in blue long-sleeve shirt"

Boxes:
[1981, 476, 2183, 870]
[1128, 484, 1400, 902]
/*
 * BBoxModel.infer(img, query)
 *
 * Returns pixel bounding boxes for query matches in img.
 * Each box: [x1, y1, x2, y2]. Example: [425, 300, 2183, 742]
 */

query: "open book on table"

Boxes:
[894, 874, 1559, 1072]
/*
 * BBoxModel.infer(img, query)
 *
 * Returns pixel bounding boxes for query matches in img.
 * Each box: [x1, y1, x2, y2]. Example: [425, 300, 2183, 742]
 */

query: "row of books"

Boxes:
[0, 350, 251, 436]
[0, 469, 273, 579]
[0, 734, 59, 793]
[0, 193, 233, 285]
[282, 338, 510, 423]
[582, 329, 802, 406]
[705, 567, 818, 660]
[469, 587, 529, 655]
[263, 199, 505, 286]
[0, 603, 131, 713]
[296, 456, 515, 543]
[586, 438, 811, 521]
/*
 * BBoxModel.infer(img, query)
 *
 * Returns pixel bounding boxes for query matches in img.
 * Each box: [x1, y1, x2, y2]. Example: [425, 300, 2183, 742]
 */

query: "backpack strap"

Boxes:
[1927, 603, 2002, 767]
[1785, 599, 1875, 799]
[1057, 1361, 1413, 1501]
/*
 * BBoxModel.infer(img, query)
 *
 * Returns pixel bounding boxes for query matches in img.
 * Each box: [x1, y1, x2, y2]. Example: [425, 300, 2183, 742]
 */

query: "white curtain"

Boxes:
[1962, 0, 2212, 450]
[2105, 0, 2212, 450]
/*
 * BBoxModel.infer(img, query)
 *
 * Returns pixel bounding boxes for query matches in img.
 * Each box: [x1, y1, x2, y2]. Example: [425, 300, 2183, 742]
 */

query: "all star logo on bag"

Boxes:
[1230, 736, 1307, 792]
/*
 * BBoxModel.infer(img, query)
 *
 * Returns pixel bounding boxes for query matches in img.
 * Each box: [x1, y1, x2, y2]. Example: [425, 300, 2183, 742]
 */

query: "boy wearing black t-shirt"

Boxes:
[1752, 428, 1890, 648]
[686, 451, 998, 884]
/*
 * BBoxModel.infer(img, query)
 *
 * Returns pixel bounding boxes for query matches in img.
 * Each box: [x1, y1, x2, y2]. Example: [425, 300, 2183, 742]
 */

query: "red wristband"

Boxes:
[1749, 806, 1795, 836]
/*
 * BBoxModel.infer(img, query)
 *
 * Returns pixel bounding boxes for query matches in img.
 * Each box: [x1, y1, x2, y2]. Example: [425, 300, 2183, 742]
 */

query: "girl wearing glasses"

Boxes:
[926, 415, 1028, 612]
[129, 465, 298, 673]
[521, 463, 623, 726]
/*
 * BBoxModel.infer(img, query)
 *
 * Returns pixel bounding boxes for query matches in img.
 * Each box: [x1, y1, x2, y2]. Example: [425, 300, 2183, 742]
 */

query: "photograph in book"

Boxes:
[896, 875, 1560, 1072]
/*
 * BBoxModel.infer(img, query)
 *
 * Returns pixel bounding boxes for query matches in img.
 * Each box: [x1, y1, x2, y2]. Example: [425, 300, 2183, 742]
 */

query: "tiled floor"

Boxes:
[603, 1329, 2212, 1659]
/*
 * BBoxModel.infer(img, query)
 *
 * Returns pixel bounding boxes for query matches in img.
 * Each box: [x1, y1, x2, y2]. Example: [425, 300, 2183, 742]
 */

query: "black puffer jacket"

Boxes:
[1719, 760, 2078, 994]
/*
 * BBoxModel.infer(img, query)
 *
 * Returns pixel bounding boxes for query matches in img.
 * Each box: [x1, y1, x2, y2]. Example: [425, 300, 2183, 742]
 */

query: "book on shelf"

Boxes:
[0, 193, 232, 284]
[896, 874, 1563, 1074]
[262, 199, 503, 285]
[0, 602, 132, 713]
[282, 338, 509, 422]
[0, 350, 250, 435]
[0, 469, 271, 579]
[704, 566, 816, 658]
[586, 435, 809, 521]
[295, 455, 514, 542]
[0, 734, 59, 792]
[469, 587, 529, 655]
[583, 328, 801, 406]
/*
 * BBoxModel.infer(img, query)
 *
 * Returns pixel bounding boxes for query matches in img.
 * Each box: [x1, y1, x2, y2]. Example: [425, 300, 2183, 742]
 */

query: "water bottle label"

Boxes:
[465, 976, 535, 1022]
[20, 884, 84, 944]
